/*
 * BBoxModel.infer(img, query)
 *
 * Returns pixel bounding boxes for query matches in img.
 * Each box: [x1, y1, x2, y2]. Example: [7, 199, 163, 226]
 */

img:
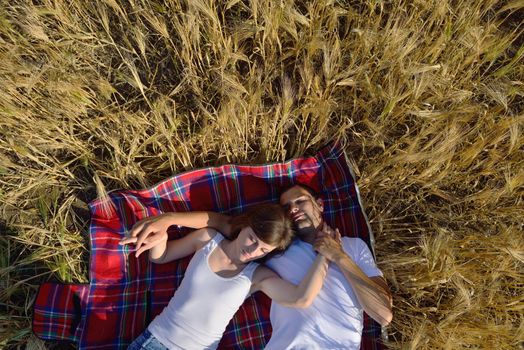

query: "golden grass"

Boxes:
[1, 0, 523, 348]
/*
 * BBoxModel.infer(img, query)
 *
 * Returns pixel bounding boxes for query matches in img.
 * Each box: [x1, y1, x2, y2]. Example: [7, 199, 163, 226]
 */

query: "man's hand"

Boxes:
[314, 224, 344, 262]
[315, 224, 393, 326]
[119, 214, 173, 257]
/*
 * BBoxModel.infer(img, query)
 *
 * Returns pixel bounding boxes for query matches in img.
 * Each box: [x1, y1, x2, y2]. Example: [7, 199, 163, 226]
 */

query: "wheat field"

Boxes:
[0, 0, 523, 349]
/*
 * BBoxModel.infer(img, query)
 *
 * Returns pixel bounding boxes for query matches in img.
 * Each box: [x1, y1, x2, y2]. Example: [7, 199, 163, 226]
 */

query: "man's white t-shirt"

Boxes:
[265, 237, 383, 350]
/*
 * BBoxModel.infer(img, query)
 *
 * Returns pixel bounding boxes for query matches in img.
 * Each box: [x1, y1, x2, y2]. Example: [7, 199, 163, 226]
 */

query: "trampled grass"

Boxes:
[0, 0, 522, 348]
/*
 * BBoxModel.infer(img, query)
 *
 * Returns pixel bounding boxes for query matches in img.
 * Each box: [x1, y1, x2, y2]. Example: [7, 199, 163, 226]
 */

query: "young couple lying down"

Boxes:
[119, 184, 393, 350]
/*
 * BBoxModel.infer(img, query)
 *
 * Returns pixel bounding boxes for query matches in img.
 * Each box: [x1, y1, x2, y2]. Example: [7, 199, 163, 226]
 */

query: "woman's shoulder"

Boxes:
[190, 227, 220, 251]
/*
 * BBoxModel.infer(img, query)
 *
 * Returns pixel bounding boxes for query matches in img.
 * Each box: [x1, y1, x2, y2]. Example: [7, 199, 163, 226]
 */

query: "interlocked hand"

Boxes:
[119, 214, 171, 257]
[314, 223, 344, 262]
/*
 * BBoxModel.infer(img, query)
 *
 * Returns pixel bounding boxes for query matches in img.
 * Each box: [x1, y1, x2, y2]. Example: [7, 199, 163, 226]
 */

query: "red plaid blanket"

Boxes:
[33, 142, 384, 349]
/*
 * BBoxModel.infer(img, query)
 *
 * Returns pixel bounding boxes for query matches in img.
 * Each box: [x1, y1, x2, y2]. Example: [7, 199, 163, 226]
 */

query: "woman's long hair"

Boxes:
[229, 203, 294, 260]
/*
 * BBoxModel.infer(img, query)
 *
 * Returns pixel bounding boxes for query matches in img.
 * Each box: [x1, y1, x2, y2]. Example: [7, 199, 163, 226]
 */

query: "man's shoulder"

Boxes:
[271, 239, 301, 255]
[340, 237, 371, 257]
[340, 236, 364, 248]
[341, 236, 364, 243]
[267, 240, 307, 263]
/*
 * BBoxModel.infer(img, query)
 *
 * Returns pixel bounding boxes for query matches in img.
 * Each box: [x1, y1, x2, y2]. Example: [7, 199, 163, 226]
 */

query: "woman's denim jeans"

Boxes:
[128, 329, 169, 350]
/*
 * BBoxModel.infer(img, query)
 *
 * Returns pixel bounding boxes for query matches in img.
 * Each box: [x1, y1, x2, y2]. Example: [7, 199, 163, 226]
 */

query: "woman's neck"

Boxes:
[219, 239, 245, 266]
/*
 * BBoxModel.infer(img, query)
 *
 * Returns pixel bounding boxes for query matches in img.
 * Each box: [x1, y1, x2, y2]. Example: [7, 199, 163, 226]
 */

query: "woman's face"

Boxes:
[234, 226, 276, 263]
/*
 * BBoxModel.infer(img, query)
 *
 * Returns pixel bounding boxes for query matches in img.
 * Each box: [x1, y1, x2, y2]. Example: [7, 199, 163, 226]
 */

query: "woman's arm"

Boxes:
[120, 226, 217, 263]
[251, 255, 329, 308]
[130, 211, 231, 236]
[119, 211, 232, 256]
[148, 227, 217, 263]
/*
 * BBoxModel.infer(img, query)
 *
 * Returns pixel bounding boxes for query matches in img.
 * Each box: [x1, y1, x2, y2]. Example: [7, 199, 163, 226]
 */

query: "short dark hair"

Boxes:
[279, 182, 319, 199]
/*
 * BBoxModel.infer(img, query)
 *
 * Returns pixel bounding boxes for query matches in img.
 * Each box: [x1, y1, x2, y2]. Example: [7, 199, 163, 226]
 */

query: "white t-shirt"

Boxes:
[148, 234, 258, 350]
[264, 237, 383, 350]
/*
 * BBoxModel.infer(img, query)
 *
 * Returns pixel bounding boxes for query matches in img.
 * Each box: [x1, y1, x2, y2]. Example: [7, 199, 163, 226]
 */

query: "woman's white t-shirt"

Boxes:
[148, 233, 258, 350]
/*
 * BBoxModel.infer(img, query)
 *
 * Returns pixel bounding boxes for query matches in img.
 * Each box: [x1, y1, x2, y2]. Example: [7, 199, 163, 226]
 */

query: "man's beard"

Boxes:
[294, 214, 318, 236]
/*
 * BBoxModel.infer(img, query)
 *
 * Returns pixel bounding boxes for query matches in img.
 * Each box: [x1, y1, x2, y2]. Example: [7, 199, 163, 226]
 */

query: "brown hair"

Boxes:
[229, 203, 294, 255]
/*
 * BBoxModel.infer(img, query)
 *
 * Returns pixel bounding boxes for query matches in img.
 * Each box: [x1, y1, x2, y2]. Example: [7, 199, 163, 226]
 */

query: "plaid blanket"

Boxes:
[33, 142, 384, 349]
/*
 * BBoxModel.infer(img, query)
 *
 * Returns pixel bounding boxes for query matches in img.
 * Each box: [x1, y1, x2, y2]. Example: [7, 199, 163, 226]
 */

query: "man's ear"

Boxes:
[316, 198, 324, 212]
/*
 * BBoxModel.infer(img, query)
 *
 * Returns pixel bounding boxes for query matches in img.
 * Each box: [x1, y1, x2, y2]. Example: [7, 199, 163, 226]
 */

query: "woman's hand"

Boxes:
[119, 214, 173, 257]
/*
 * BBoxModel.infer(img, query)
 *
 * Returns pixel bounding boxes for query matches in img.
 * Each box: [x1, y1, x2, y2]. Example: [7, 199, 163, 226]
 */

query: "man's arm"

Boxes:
[315, 229, 393, 326]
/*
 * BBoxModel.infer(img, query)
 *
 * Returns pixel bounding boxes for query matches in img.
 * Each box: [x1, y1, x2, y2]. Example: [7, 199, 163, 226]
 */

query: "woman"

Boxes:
[119, 204, 328, 350]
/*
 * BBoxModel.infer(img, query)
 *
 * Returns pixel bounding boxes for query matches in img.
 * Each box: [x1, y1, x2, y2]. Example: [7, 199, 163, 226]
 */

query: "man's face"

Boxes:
[279, 186, 323, 235]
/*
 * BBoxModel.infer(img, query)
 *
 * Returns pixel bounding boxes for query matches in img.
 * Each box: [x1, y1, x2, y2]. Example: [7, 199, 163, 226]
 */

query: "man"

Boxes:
[264, 184, 392, 349]
[125, 184, 392, 349]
